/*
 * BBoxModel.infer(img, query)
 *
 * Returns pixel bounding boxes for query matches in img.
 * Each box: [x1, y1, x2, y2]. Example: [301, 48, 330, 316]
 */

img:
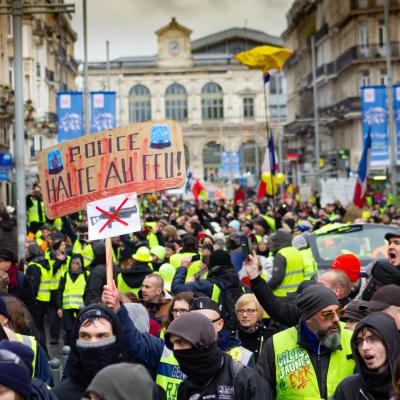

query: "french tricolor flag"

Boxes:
[353, 128, 372, 208]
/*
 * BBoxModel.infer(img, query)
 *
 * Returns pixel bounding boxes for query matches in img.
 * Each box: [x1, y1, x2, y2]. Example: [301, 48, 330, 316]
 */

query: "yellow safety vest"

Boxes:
[14, 334, 38, 377]
[211, 284, 220, 303]
[147, 232, 159, 249]
[273, 247, 305, 297]
[46, 255, 70, 291]
[117, 274, 140, 296]
[27, 198, 46, 224]
[156, 346, 186, 400]
[28, 262, 52, 302]
[273, 323, 354, 399]
[49, 217, 63, 231]
[72, 240, 94, 268]
[300, 248, 318, 280]
[169, 252, 202, 282]
[62, 272, 87, 310]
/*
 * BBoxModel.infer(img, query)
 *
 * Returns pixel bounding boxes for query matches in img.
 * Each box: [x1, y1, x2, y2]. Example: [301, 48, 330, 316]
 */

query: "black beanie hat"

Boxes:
[253, 218, 269, 233]
[208, 250, 233, 270]
[165, 312, 216, 350]
[296, 284, 339, 319]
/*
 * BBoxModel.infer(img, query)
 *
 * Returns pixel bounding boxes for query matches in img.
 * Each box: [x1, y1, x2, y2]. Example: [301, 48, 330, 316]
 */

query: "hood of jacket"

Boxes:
[69, 304, 127, 386]
[351, 312, 400, 393]
[270, 229, 292, 252]
[121, 263, 152, 288]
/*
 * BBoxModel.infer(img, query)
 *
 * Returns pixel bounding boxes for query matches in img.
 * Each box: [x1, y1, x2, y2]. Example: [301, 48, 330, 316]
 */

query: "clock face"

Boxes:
[168, 41, 181, 55]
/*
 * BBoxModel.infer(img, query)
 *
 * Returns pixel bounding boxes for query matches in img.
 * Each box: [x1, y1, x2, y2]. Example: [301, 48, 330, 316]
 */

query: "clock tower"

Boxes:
[156, 17, 193, 68]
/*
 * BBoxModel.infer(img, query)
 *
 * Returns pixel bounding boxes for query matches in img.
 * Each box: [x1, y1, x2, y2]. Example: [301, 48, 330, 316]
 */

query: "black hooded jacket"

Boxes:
[119, 261, 152, 289]
[25, 244, 51, 299]
[268, 229, 295, 290]
[52, 304, 127, 400]
[334, 312, 400, 400]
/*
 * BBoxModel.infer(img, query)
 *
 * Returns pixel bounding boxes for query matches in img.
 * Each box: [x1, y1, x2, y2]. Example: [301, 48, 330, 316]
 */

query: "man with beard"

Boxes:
[52, 303, 127, 400]
[334, 312, 400, 399]
[165, 312, 272, 400]
[257, 284, 355, 399]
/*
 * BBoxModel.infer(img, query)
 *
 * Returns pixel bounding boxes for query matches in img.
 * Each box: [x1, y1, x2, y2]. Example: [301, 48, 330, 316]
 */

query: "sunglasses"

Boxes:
[320, 308, 345, 320]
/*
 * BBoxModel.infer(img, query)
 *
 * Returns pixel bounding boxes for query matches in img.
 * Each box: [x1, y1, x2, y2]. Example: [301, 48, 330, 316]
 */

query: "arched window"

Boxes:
[203, 141, 224, 181]
[165, 83, 188, 121]
[201, 82, 223, 120]
[129, 84, 151, 123]
[240, 141, 260, 175]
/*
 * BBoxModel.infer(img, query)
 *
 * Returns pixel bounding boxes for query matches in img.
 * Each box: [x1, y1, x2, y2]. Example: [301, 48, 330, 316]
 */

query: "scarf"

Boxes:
[363, 366, 392, 400]
[6, 263, 18, 289]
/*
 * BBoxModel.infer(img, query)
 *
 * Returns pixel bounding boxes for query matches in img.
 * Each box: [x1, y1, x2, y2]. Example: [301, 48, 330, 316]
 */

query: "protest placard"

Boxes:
[38, 120, 186, 219]
[87, 192, 141, 241]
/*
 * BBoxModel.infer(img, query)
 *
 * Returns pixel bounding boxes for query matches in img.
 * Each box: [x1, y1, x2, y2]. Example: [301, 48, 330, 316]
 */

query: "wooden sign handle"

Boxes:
[105, 237, 113, 287]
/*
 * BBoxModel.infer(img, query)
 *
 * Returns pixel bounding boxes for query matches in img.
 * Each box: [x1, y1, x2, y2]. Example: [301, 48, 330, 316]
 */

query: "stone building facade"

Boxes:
[87, 18, 287, 184]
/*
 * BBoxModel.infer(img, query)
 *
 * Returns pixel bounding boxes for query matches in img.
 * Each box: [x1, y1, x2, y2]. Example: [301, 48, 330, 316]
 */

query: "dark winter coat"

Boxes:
[178, 352, 273, 400]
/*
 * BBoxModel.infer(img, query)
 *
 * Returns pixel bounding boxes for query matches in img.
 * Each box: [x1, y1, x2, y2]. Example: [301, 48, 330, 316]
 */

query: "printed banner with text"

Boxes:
[361, 86, 389, 166]
[38, 120, 186, 219]
[393, 84, 400, 164]
[57, 92, 84, 143]
[90, 91, 116, 133]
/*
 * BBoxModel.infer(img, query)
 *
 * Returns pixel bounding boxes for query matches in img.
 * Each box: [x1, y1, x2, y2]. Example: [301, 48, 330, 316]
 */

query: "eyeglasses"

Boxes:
[355, 334, 381, 347]
[211, 317, 222, 323]
[172, 308, 189, 316]
[237, 309, 258, 315]
[319, 308, 345, 320]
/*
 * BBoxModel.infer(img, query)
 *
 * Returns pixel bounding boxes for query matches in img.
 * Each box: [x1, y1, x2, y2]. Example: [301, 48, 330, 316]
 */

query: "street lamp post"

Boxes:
[384, 0, 398, 208]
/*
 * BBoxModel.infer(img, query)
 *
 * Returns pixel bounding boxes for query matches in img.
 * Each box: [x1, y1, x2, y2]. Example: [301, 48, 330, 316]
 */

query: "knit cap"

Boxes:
[296, 284, 339, 319]
[331, 254, 361, 282]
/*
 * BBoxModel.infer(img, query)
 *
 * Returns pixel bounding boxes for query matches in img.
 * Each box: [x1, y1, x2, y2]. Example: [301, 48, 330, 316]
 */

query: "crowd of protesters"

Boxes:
[0, 183, 400, 399]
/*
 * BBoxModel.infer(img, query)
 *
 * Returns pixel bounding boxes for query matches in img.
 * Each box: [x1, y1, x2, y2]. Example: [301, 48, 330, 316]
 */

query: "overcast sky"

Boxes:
[70, 0, 293, 62]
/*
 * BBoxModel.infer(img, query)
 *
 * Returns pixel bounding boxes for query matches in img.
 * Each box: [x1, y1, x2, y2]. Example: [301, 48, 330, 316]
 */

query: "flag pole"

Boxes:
[262, 78, 277, 220]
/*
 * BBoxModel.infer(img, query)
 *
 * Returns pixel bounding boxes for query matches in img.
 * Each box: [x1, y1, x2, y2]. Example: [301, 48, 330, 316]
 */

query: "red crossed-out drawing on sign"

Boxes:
[95, 197, 129, 233]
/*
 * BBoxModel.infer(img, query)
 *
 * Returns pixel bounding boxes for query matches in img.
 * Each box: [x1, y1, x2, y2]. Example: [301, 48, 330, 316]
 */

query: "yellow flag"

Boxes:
[234, 45, 293, 74]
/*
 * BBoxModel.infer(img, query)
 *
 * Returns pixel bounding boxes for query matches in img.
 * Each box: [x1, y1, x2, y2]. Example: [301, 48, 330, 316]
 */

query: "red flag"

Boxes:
[192, 179, 204, 204]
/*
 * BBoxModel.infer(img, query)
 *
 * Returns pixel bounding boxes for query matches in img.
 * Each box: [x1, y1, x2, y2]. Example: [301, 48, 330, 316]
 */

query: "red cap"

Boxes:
[331, 254, 361, 282]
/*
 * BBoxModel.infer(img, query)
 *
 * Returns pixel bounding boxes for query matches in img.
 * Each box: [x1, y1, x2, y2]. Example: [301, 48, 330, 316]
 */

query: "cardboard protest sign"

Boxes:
[38, 120, 186, 219]
[87, 192, 141, 241]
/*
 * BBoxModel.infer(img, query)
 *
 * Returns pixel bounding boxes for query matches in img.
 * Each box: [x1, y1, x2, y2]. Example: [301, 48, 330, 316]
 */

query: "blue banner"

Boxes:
[220, 151, 241, 177]
[57, 92, 84, 142]
[90, 91, 116, 133]
[394, 84, 400, 164]
[361, 86, 389, 166]
[0, 153, 12, 169]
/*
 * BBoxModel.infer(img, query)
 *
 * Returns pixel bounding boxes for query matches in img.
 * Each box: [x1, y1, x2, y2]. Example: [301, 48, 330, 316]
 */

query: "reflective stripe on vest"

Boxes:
[301, 247, 318, 280]
[14, 334, 38, 377]
[226, 345, 253, 366]
[63, 272, 87, 310]
[273, 246, 305, 297]
[156, 346, 186, 400]
[117, 274, 140, 296]
[273, 322, 354, 399]
[29, 262, 52, 302]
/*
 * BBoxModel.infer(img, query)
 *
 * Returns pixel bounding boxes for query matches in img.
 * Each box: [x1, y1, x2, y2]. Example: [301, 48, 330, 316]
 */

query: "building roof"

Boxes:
[155, 17, 192, 36]
[191, 27, 285, 51]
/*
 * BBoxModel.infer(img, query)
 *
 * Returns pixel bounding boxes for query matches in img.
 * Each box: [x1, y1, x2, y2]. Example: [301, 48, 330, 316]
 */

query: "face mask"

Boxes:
[173, 344, 222, 384]
[76, 336, 118, 381]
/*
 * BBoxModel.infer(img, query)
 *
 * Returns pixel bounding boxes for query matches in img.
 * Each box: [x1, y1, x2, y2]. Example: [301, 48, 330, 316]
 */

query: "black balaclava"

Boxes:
[70, 304, 126, 385]
[165, 312, 224, 385]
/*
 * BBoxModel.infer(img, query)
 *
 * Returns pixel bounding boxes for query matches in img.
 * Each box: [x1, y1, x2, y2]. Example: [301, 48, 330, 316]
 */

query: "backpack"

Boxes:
[29, 378, 57, 400]
[217, 284, 247, 332]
